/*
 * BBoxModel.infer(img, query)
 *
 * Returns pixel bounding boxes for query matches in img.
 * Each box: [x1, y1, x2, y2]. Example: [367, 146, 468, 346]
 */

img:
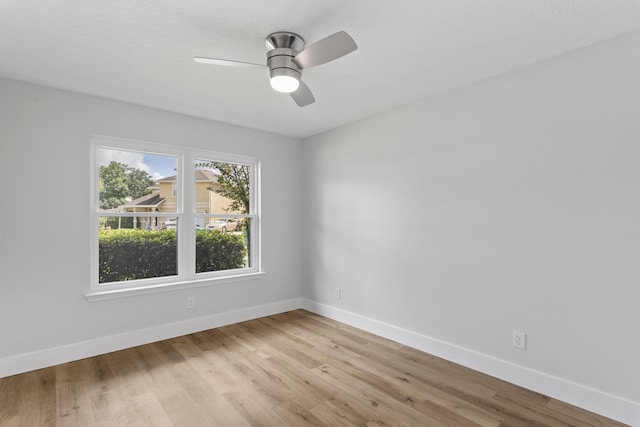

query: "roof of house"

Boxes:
[157, 170, 219, 183]
[122, 193, 166, 208]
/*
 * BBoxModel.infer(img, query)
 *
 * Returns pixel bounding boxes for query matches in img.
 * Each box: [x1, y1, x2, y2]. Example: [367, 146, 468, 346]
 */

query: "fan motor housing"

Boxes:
[266, 32, 305, 81]
[265, 32, 305, 52]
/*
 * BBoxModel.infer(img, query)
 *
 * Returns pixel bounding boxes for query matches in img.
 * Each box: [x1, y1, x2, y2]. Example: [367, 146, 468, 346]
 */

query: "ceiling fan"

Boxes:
[194, 30, 357, 107]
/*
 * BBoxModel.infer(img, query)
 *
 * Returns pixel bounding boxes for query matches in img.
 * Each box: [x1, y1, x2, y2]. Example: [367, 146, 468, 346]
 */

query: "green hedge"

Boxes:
[99, 229, 246, 283]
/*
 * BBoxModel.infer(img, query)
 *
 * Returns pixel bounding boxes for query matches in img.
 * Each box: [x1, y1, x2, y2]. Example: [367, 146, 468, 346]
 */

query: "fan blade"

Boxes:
[290, 80, 315, 107]
[293, 31, 357, 69]
[193, 57, 265, 69]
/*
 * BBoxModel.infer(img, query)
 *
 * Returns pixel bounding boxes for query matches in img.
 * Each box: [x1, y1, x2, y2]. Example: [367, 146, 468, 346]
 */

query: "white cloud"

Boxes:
[100, 148, 150, 173]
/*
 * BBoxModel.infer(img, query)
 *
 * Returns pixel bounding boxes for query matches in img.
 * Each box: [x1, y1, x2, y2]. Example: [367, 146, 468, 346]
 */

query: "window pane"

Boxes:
[99, 148, 177, 214]
[193, 159, 250, 215]
[99, 217, 178, 283]
[196, 218, 251, 273]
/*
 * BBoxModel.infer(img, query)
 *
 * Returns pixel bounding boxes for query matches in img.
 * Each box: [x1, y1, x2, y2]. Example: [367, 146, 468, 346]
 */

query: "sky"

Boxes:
[99, 148, 176, 180]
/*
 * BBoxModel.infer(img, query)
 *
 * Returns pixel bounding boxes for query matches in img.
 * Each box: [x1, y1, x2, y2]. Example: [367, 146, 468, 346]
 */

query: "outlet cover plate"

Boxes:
[513, 330, 527, 350]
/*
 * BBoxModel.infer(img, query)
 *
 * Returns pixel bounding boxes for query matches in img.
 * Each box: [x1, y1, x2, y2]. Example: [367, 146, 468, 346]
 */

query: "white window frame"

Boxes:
[87, 135, 262, 301]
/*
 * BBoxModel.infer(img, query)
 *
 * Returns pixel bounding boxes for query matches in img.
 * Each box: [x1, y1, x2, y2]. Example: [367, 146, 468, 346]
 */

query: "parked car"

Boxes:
[164, 221, 214, 231]
[162, 218, 177, 230]
[206, 218, 240, 232]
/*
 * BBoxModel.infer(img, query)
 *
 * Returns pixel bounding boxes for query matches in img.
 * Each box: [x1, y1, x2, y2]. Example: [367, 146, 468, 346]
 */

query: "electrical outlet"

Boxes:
[513, 330, 526, 350]
[335, 288, 341, 299]
[187, 296, 195, 309]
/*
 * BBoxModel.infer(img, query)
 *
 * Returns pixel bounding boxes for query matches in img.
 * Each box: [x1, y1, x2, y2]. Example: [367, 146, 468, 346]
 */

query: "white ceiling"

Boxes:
[1, 1, 640, 138]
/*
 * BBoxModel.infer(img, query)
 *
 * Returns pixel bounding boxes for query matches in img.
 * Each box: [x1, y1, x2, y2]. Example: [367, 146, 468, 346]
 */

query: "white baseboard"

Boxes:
[302, 299, 640, 426]
[0, 298, 302, 379]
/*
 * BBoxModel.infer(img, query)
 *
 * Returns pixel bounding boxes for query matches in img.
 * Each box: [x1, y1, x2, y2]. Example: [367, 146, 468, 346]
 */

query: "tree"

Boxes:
[197, 162, 250, 213]
[100, 161, 129, 209]
[99, 161, 154, 210]
[126, 167, 155, 200]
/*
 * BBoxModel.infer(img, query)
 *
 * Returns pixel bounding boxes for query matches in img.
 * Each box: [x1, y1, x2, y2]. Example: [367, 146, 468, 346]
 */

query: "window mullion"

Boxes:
[182, 151, 196, 280]
[250, 161, 260, 271]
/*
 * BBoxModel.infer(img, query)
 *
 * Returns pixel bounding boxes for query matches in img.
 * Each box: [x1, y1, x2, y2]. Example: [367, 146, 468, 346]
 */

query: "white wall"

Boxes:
[0, 77, 302, 369]
[303, 30, 640, 422]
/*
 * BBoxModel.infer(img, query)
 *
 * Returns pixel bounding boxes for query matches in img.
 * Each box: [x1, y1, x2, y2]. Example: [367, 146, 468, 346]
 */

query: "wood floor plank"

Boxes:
[311, 363, 449, 427]
[20, 368, 57, 426]
[0, 310, 630, 427]
[55, 381, 95, 427]
[310, 338, 504, 426]
[223, 387, 287, 427]
[272, 400, 328, 427]
[134, 342, 242, 427]
[493, 388, 594, 427]
[0, 374, 22, 426]
[310, 398, 373, 427]
[544, 399, 626, 427]
[125, 392, 174, 427]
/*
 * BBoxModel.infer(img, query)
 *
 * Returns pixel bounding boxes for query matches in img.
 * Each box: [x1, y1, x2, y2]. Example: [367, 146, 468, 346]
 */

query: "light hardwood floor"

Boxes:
[0, 310, 628, 426]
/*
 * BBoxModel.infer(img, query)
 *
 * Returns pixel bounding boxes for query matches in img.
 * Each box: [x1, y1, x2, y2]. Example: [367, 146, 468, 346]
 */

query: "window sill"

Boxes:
[85, 272, 266, 302]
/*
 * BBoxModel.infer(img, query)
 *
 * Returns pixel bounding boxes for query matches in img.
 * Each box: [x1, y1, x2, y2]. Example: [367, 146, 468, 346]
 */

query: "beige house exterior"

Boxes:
[122, 170, 236, 229]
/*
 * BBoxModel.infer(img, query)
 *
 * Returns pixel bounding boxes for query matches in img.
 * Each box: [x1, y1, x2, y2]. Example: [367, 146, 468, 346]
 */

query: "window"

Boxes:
[88, 135, 260, 299]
